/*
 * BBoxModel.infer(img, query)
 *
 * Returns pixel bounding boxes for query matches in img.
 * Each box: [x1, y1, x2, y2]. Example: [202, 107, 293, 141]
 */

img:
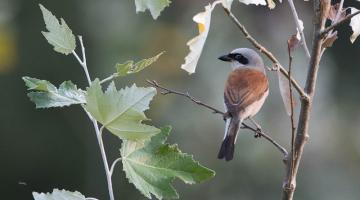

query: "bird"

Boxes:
[217, 48, 269, 161]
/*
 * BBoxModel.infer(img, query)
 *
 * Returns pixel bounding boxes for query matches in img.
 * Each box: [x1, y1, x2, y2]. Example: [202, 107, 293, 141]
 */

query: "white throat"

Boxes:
[231, 61, 245, 70]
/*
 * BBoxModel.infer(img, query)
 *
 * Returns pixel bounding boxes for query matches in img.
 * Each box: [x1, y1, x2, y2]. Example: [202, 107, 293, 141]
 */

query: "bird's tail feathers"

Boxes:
[218, 117, 240, 161]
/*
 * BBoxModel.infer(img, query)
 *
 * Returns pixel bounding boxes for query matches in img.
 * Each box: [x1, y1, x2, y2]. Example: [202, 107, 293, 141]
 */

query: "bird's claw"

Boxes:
[254, 128, 262, 138]
[223, 112, 232, 121]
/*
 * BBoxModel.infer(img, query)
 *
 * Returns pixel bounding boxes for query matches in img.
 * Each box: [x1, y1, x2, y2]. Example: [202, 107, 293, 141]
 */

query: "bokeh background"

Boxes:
[1, 0, 360, 199]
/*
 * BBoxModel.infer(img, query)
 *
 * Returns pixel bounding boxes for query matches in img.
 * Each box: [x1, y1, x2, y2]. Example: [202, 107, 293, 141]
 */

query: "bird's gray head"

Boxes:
[218, 48, 265, 72]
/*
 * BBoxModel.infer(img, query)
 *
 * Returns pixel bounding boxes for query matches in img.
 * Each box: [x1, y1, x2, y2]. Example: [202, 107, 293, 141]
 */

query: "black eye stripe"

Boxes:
[229, 53, 249, 65]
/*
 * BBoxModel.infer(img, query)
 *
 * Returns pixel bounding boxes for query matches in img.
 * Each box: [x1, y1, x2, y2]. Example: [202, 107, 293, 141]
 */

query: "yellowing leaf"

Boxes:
[181, 4, 216, 74]
[350, 7, 360, 43]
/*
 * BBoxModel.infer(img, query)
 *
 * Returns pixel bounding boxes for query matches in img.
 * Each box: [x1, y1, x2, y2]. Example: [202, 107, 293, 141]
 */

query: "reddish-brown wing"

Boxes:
[224, 68, 268, 114]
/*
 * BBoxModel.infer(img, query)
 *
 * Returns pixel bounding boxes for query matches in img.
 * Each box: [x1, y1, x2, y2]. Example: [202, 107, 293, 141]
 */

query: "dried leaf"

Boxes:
[287, 34, 300, 54]
[277, 70, 296, 116]
[322, 31, 338, 48]
[350, 7, 360, 43]
[181, 3, 217, 74]
[327, 3, 346, 22]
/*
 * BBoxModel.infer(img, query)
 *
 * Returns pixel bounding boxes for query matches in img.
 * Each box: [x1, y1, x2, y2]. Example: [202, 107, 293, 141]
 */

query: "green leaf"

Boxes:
[39, 4, 76, 55]
[23, 77, 86, 108]
[121, 126, 215, 199]
[32, 189, 86, 200]
[115, 52, 164, 77]
[135, 0, 171, 19]
[83, 79, 160, 141]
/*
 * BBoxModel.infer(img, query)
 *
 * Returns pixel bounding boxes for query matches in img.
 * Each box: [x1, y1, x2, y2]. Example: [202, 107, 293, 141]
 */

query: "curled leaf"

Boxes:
[181, 4, 215, 74]
[23, 77, 85, 108]
[350, 7, 360, 43]
[115, 52, 164, 77]
[287, 34, 300, 54]
[322, 31, 338, 48]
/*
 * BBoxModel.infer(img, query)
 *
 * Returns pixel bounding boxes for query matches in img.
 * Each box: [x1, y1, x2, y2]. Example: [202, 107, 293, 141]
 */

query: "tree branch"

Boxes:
[287, 37, 297, 194]
[281, 1, 330, 199]
[222, 7, 309, 101]
[147, 80, 288, 157]
[287, 0, 311, 58]
[321, 9, 360, 37]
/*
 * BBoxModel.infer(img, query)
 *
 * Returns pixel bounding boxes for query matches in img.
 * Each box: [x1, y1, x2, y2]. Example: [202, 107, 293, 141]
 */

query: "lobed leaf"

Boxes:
[32, 189, 86, 200]
[23, 77, 85, 108]
[135, 0, 171, 19]
[121, 126, 215, 199]
[39, 4, 76, 55]
[83, 79, 160, 141]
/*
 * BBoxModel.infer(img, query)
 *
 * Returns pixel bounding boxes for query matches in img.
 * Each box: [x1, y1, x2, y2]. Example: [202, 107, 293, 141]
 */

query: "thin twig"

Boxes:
[147, 80, 288, 157]
[287, 0, 311, 58]
[72, 36, 115, 200]
[321, 10, 360, 37]
[222, 7, 309, 101]
[287, 41, 297, 193]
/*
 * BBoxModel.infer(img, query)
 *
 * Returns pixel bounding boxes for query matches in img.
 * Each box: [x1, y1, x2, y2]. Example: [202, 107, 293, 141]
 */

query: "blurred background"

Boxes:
[1, 0, 360, 199]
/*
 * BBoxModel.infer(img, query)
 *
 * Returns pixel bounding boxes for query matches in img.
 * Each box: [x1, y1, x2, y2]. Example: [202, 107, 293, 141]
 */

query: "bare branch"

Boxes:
[287, 37, 297, 193]
[287, 0, 311, 58]
[147, 80, 288, 157]
[321, 9, 360, 37]
[282, 1, 330, 199]
[222, 7, 309, 101]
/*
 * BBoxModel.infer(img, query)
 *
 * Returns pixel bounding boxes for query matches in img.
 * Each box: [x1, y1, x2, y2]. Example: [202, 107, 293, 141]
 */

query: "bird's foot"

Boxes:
[223, 112, 232, 121]
[254, 128, 262, 138]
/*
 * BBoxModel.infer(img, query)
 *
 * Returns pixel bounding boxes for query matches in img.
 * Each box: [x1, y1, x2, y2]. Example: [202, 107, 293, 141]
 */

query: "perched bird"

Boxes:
[217, 48, 269, 161]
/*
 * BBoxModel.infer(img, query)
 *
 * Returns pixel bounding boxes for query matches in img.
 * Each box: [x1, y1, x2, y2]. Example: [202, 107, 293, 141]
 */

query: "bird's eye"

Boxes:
[234, 54, 242, 60]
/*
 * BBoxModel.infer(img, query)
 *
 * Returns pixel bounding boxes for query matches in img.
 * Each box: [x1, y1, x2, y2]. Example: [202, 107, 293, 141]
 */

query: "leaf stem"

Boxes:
[100, 74, 117, 85]
[110, 157, 122, 176]
[72, 36, 115, 200]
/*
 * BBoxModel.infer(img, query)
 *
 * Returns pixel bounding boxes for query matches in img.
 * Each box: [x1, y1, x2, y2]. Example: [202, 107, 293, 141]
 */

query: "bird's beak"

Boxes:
[218, 54, 232, 62]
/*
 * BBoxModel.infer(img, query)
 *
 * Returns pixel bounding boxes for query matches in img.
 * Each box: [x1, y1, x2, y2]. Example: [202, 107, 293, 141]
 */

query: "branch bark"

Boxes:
[281, 1, 330, 199]
[147, 80, 288, 157]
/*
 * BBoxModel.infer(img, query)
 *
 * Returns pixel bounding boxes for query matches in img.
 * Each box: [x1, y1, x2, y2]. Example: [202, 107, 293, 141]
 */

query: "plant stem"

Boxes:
[287, 0, 311, 58]
[281, 0, 330, 199]
[72, 36, 115, 200]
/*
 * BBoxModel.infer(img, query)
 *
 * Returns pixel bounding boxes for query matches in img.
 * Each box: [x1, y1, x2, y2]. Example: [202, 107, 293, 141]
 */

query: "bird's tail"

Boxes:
[218, 117, 240, 161]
